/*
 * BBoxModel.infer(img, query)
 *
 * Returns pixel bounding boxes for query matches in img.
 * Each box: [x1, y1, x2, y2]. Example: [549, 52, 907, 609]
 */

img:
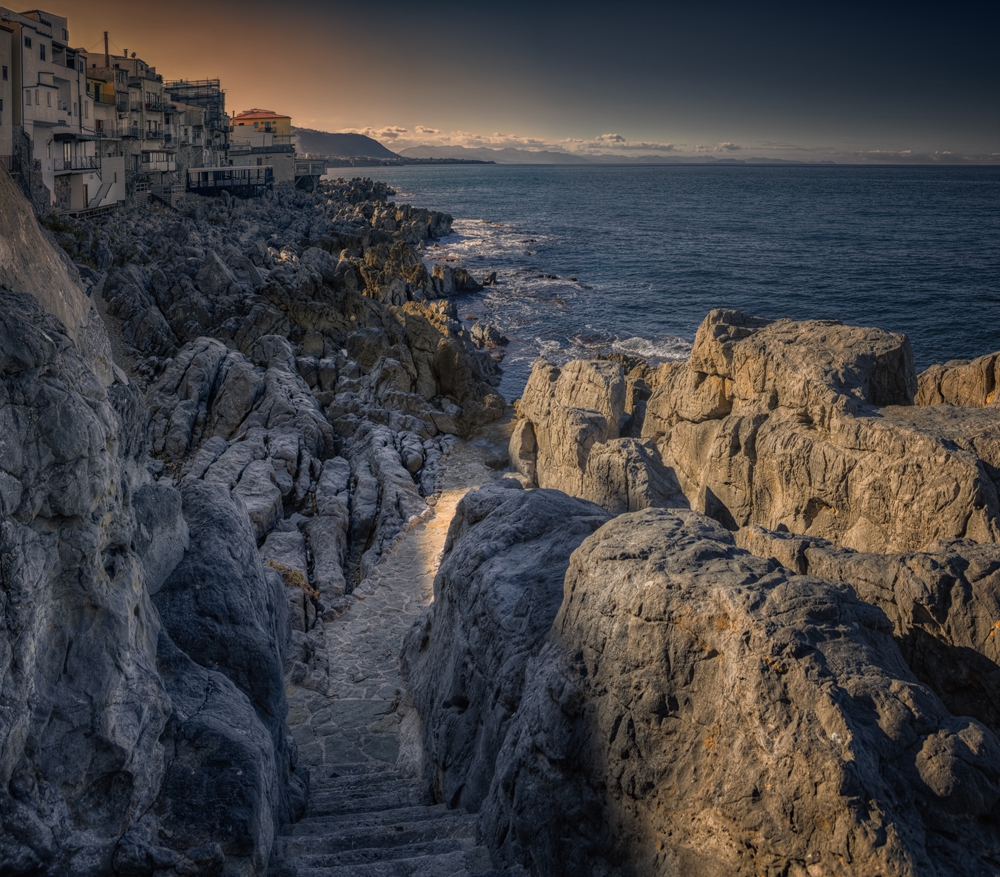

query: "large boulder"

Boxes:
[152, 481, 299, 823]
[638, 309, 1000, 552]
[401, 482, 610, 811]
[480, 509, 1000, 877]
[511, 358, 684, 513]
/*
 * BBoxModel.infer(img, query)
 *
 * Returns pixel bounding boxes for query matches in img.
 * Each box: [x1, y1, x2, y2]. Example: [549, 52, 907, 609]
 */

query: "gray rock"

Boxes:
[401, 483, 610, 812]
[479, 508, 1000, 876]
[153, 480, 300, 824]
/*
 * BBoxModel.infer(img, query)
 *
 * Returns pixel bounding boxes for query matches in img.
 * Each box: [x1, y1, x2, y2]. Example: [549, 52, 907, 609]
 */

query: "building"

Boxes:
[163, 78, 228, 159]
[229, 107, 293, 182]
[0, 8, 124, 211]
[0, 21, 12, 169]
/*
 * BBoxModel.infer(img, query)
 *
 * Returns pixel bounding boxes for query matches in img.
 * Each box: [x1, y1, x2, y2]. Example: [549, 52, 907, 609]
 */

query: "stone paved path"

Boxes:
[272, 422, 521, 876]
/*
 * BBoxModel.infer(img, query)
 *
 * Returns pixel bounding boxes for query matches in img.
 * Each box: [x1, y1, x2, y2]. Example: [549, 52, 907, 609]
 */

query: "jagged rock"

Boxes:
[152, 480, 301, 826]
[917, 351, 1000, 407]
[470, 321, 509, 349]
[260, 528, 313, 632]
[401, 482, 610, 813]
[511, 358, 683, 513]
[638, 309, 1000, 552]
[581, 438, 686, 514]
[344, 423, 428, 581]
[738, 524, 1000, 739]
[0, 291, 172, 874]
[479, 508, 1000, 876]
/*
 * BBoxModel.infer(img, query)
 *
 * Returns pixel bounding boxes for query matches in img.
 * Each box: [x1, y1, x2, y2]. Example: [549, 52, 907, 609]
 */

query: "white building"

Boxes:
[0, 7, 122, 211]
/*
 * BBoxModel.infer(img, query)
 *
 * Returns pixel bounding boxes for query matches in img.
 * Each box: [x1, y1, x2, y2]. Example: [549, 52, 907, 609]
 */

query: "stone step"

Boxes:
[270, 848, 486, 877]
[307, 786, 429, 816]
[307, 768, 403, 793]
[307, 775, 422, 801]
[276, 810, 476, 856]
[286, 803, 454, 835]
[278, 836, 474, 870]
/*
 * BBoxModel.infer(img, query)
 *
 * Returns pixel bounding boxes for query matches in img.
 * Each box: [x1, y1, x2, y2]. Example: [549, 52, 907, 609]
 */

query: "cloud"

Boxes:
[695, 141, 744, 153]
[569, 135, 679, 153]
[345, 125, 409, 141]
[415, 125, 441, 135]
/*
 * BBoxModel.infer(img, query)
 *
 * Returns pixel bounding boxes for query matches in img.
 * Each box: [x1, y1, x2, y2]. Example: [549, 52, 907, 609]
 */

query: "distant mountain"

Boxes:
[292, 128, 399, 159]
[398, 145, 600, 164]
[398, 145, 840, 166]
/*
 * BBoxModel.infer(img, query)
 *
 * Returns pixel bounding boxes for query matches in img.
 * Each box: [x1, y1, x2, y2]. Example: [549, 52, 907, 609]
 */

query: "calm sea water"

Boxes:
[329, 164, 1000, 399]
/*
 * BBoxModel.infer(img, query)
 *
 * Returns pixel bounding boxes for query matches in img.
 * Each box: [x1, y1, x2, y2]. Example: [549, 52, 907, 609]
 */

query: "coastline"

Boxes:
[5, 168, 1000, 875]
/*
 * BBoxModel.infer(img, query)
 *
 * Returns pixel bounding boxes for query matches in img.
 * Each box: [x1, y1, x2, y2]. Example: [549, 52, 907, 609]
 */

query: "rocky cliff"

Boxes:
[405, 308, 1000, 876]
[0, 170, 506, 874]
[0, 286, 296, 873]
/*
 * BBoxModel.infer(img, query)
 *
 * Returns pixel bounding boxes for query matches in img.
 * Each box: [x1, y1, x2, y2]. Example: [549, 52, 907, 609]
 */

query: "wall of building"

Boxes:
[0, 25, 12, 162]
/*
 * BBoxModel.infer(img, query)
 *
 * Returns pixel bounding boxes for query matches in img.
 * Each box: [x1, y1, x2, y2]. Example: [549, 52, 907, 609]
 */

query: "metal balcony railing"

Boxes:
[54, 156, 100, 172]
[121, 125, 140, 138]
[93, 93, 116, 105]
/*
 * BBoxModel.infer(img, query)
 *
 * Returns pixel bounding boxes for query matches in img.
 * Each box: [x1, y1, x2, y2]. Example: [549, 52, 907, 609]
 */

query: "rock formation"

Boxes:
[404, 492, 1000, 875]
[512, 309, 1000, 553]
[510, 358, 684, 513]
[401, 482, 610, 812]
[0, 172, 505, 875]
[481, 509, 1000, 877]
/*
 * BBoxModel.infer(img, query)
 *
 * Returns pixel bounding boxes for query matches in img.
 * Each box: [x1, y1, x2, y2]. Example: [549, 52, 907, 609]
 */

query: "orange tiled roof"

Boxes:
[232, 108, 290, 121]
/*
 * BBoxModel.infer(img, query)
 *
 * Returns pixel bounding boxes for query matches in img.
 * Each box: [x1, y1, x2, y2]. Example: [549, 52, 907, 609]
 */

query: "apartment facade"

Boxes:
[230, 108, 294, 183]
[0, 22, 12, 167]
[0, 7, 125, 211]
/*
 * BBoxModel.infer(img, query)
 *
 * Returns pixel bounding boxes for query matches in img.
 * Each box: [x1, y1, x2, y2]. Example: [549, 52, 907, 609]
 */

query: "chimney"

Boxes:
[104, 31, 109, 68]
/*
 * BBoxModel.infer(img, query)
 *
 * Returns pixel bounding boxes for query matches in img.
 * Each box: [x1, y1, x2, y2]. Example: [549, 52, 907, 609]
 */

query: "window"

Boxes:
[46, 92, 50, 107]
[84, 101, 88, 119]
[73, 101, 77, 116]
[62, 28, 68, 40]
[2, 66, 7, 81]
[40, 43, 46, 61]
[34, 89, 39, 104]
[257, 157, 263, 166]
[24, 36, 32, 48]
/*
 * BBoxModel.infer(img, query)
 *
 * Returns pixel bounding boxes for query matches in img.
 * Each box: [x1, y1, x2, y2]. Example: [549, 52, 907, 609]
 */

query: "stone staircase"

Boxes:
[269, 762, 520, 877]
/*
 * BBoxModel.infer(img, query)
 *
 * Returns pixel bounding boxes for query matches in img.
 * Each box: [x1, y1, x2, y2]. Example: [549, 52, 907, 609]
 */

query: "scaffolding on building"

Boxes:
[163, 79, 227, 132]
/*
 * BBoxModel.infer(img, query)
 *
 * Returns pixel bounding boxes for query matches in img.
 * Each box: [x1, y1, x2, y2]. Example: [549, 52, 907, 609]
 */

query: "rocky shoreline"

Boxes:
[2, 165, 1000, 876]
[0, 169, 506, 874]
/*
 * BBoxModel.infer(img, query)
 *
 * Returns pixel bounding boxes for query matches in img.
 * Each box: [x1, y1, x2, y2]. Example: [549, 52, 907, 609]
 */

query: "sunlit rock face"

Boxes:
[407, 506, 1000, 877]
[512, 308, 1000, 553]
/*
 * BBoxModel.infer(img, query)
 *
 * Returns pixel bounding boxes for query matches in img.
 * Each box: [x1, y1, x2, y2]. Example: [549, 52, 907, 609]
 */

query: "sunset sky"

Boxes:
[49, 0, 1000, 163]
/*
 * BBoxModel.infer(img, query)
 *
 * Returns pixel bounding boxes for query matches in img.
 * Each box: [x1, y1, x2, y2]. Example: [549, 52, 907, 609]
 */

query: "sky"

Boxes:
[48, 0, 1000, 163]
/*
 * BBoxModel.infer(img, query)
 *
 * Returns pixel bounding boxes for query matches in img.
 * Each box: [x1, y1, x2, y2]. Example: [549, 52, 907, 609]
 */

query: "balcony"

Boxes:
[144, 101, 164, 113]
[94, 128, 119, 139]
[130, 101, 144, 113]
[145, 159, 176, 172]
[92, 92, 116, 105]
[121, 125, 140, 138]
[54, 156, 100, 173]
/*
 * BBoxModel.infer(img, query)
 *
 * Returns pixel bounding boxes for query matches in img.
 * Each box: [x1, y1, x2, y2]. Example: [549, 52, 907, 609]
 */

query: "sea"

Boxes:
[326, 164, 1000, 400]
